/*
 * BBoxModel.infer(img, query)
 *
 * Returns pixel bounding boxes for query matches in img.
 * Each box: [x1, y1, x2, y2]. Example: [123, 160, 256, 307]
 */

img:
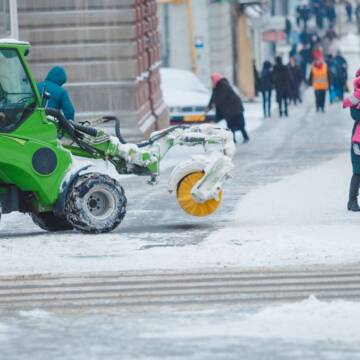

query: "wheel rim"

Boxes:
[84, 187, 116, 221]
[177, 172, 222, 217]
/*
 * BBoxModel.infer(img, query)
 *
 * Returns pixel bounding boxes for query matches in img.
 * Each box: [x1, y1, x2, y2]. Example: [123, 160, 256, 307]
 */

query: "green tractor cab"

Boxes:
[0, 40, 235, 234]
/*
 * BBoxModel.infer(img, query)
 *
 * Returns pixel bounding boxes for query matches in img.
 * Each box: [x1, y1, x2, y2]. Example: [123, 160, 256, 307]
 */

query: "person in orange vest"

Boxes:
[308, 56, 331, 112]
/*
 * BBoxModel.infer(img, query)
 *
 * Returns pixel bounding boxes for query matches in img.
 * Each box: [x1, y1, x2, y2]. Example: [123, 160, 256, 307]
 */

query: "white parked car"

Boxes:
[160, 68, 215, 124]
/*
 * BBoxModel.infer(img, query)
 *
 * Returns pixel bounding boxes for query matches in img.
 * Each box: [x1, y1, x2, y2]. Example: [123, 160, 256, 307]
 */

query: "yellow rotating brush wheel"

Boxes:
[177, 171, 222, 217]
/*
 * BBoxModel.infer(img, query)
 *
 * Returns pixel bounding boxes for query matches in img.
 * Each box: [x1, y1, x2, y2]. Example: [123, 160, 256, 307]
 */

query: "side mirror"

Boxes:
[41, 86, 51, 108]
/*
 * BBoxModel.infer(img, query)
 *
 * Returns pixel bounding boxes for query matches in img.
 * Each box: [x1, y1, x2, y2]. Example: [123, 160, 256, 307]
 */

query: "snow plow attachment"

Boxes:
[169, 151, 234, 217]
[177, 172, 223, 217]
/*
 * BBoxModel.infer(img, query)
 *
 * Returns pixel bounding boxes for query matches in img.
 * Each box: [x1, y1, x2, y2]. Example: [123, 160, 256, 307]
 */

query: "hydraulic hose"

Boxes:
[45, 108, 98, 155]
[102, 116, 127, 144]
[102, 116, 187, 148]
[73, 123, 99, 137]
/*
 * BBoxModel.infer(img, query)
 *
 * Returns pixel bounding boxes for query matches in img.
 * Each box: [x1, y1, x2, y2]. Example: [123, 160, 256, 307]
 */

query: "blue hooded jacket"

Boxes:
[37, 66, 75, 121]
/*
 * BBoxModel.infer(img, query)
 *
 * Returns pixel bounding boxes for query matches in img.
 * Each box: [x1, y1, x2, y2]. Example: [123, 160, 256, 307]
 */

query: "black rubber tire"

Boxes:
[65, 173, 127, 234]
[31, 212, 73, 232]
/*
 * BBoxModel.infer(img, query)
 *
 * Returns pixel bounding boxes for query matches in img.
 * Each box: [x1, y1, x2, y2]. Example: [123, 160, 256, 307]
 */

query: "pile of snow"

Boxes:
[146, 296, 360, 343]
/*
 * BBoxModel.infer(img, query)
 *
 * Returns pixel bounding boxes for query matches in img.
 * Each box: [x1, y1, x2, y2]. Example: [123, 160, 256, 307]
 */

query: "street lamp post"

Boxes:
[9, 0, 18, 39]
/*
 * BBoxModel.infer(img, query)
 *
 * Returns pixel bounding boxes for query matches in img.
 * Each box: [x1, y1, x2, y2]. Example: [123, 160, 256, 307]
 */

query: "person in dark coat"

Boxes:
[356, 4, 360, 33]
[299, 44, 312, 79]
[288, 56, 303, 104]
[327, 54, 340, 103]
[206, 73, 249, 144]
[335, 51, 348, 100]
[285, 18, 292, 43]
[259, 61, 273, 118]
[345, 1, 353, 23]
[272, 56, 291, 117]
[37, 66, 75, 121]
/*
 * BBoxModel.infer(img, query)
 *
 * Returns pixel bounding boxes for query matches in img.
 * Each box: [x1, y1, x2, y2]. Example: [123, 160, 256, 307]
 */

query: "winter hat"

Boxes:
[314, 57, 324, 68]
[211, 72, 223, 88]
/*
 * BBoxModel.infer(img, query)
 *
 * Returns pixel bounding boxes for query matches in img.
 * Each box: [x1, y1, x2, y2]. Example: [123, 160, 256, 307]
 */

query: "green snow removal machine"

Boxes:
[0, 40, 235, 233]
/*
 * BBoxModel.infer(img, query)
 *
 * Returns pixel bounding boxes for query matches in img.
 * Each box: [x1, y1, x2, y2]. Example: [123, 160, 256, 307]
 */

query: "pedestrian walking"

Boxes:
[299, 44, 312, 79]
[309, 57, 330, 112]
[37, 66, 75, 121]
[296, 6, 302, 27]
[300, 29, 312, 46]
[335, 50, 348, 98]
[206, 73, 249, 144]
[325, 3, 336, 27]
[345, 1, 353, 23]
[356, 4, 360, 33]
[300, 5, 311, 29]
[327, 54, 340, 103]
[288, 57, 303, 104]
[285, 18, 292, 43]
[272, 56, 291, 117]
[259, 61, 273, 118]
[314, 3, 325, 29]
[343, 70, 360, 211]
[289, 28, 300, 55]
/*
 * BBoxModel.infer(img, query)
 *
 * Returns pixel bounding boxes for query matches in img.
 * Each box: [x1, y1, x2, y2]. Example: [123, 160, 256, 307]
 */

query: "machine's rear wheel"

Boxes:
[65, 173, 127, 233]
[177, 171, 222, 217]
[31, 212, 73, 232]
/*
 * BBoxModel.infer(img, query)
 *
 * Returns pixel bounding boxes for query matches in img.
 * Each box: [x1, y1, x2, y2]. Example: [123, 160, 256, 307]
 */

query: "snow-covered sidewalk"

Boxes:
[204, 153, 359, 268]
[0, 152, 359, 275]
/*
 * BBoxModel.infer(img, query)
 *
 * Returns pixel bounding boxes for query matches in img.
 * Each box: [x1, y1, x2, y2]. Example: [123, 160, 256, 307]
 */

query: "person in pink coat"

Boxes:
[343, 69, 360, 211]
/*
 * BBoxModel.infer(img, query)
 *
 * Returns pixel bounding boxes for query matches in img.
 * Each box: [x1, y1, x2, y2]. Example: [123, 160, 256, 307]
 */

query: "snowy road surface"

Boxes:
[1, 92, 359, 358]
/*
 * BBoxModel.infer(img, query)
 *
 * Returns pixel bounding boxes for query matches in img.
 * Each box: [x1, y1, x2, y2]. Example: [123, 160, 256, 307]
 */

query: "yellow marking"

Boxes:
[184, 115, 205, 122]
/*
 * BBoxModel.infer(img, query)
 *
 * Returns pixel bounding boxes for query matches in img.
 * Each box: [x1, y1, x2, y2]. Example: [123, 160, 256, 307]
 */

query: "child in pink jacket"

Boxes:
[343, 69, 360, 211]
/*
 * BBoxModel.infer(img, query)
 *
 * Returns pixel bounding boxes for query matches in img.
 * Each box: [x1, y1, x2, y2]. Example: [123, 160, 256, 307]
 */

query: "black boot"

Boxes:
[348, 174, 360, 211]
[241, 129, 249, 144]
[348, 200, 360, 211]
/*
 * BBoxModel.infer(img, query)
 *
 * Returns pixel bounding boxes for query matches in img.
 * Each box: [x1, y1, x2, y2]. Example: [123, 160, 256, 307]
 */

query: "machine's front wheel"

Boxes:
[177, 171, 222, 217]
[65, 173, 127, 233]
[31, 212, 73, 232]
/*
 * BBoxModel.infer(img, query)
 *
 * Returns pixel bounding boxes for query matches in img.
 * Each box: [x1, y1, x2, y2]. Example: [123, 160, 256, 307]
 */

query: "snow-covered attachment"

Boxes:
[110, 123, 235, 217]
[164, 125, 235, 216]
[169, 153, 233, 216]
[149, 123, 236, 159]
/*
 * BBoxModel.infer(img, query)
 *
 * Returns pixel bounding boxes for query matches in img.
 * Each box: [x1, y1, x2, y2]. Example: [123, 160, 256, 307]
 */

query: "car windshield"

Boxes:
[0, 48, 36, 132]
